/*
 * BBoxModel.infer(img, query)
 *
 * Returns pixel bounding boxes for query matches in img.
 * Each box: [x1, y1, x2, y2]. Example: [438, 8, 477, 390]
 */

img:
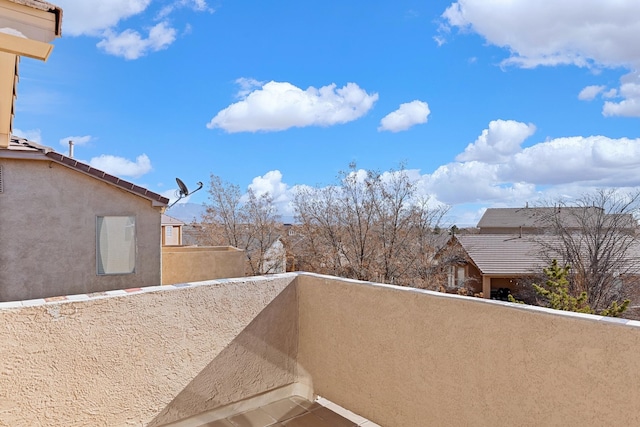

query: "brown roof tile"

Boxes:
[456, 234, 550, 276]
[477, 207, 603, 229]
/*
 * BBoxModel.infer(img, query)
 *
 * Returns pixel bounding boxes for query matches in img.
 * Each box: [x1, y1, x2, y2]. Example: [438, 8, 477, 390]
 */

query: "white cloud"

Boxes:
[207, 81, 379, 133]
[441, 2, 640, 118]
[55, 0, 208, 59]
[55, 0, 152, 36]
[59, 135, 93, 147]
[578, 85, 606, 101]
[416, 121, 640, 208]
[603, 72, 640, 117]
[247, 170, 296, 218]
[158, 0, 213, 19]
[248, 170, 289, 202]
[235, 77, 264, 99]
[89, 154, 152, 178]
[12, 128, 42, 143]
[441, 1, 640, 69]
[378, 100, 430, 132]
[97, 22, 177, 60]
[502, 136, 640, 186]
[418, 161, 536, 205]
[456, 119, 536, 163]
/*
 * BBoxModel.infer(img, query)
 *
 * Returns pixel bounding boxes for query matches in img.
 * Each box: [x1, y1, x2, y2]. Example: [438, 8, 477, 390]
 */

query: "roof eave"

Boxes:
[45, 151, 169, 206]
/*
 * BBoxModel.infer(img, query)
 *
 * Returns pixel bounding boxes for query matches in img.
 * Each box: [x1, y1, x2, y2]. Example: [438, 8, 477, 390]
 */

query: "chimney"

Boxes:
[68, 140, 74, 158]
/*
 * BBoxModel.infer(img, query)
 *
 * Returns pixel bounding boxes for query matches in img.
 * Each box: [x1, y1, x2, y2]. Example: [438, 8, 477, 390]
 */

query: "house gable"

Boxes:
[1, 136, 169, 206]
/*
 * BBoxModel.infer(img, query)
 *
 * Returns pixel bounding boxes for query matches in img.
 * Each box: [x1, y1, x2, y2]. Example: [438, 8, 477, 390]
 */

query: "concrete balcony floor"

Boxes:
[191, 396, 379, 427]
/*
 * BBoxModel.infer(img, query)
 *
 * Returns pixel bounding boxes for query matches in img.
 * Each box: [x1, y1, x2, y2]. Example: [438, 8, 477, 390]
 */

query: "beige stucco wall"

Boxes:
[3, 273, 640, 426]
[0, 158, 163, 301]
[296, 274, 640, 427]
[161, 246, 246, 284]
[0, 276, 298, 426]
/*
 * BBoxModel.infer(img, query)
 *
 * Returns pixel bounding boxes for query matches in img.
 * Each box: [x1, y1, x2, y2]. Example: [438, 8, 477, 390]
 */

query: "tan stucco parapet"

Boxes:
[3, 272, 640, 425]
[1, 271, 638, 331]
[0, 273, 296, 310]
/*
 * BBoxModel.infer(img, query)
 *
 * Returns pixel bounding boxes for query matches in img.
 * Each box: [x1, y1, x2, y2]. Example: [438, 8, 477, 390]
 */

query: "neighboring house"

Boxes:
[446, 206, 640, 300]
[477, 206, 636, 234]
[0, 137, 169, 301]
[161, 214, 184, 246]
[262, 236, 286, 274]
[448, 234, 551, 299]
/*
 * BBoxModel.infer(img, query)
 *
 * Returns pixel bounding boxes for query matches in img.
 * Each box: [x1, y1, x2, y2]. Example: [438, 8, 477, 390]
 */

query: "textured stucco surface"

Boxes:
[4, 272, 640, 426]
[161, 246, 246, 285]
[0, 158, 163, 301]
[0, 276, 298, 426]
[296, 274, 640, 427]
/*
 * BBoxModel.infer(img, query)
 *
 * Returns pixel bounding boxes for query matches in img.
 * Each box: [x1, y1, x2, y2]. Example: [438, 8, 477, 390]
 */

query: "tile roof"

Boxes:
[162, 214, 185, 226]
[3, 136, 169, 206]
[477, 207, 605, 229]
[456, 234, 550, 276]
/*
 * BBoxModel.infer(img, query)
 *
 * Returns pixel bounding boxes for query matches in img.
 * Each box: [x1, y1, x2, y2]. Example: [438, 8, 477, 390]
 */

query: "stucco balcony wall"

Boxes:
[0, 275, 300, 427]
[296, 275, 640, 426]
[1, 273, 640, 426]
[161, 245, 246, 285]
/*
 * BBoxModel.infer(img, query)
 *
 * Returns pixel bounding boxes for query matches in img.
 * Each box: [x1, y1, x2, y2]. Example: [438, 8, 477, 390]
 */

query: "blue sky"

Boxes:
[13, 0, 640, 226]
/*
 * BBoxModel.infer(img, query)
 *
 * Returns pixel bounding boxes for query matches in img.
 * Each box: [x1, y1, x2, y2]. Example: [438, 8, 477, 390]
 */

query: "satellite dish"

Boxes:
[168, 177, 204, 208]
[176, 177, 189, 197]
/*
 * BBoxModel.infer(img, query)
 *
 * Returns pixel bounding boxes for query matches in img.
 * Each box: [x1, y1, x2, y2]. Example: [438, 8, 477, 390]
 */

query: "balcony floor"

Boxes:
[194, 396, 379, 427]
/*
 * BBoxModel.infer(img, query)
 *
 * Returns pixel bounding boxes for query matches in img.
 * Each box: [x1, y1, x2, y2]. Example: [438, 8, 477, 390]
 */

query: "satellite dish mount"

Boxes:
[168, 177, 203, 208]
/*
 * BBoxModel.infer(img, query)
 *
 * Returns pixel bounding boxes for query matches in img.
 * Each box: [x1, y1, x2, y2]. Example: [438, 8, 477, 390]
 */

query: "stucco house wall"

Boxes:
[0, 157, 164, 301]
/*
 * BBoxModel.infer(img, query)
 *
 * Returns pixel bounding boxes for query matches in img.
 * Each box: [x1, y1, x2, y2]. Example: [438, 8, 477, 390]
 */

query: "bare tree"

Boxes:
[202, 174, 283, 275]
[201, 174, 244, 248]
[291, 164, 449, 287]
[535, 189, 640, 311]
[337, 164, 379, 280]
[243, 190, 284, 275]
[291, 185, 345, 275]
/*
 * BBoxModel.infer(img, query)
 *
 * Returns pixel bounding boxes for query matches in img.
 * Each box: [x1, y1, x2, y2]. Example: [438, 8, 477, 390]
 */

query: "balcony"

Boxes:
[1, 273, 639, 426]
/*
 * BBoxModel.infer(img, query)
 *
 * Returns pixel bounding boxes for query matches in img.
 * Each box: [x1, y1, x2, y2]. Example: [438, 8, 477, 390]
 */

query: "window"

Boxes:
[166, 226, 173, 238]
[456, 267, 465, 287]
[96, 216, 136, 275]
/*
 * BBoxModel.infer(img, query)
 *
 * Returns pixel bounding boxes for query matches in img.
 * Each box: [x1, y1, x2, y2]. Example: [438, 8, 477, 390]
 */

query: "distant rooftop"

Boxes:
[456, 234, 550, 276]
[478, 206, 609, 230]
[163, 214, 185, 226]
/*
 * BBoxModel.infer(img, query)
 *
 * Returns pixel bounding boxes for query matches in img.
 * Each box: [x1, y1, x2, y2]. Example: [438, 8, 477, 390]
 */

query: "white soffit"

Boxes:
[0, 0, 59, 43]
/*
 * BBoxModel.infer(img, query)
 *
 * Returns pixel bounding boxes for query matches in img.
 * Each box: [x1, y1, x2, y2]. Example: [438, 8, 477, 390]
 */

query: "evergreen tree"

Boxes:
[511, 259, 630, 317]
